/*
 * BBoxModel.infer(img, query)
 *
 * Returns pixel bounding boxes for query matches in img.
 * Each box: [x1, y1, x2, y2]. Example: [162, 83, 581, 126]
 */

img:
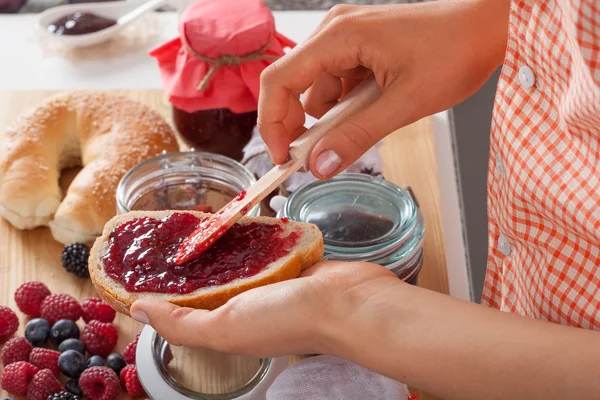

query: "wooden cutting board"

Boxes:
[0, 90, 447, 400]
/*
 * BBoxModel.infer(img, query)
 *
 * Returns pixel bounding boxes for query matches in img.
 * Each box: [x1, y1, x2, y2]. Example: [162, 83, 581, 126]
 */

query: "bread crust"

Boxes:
[0, 92, 179, 244]
[89, 211, 324, 315]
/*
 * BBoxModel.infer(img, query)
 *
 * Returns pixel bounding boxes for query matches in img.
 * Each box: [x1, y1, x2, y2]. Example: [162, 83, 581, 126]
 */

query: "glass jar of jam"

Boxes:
[171, 107, 257, 161]
[276, 173, 425, 285]
[149, 0, 295, 161]
[116, 150, 260, 216]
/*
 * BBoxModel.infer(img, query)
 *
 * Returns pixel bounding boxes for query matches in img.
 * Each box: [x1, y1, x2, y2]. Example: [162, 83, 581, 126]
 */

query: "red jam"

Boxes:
[172, 107, 257, 162]
[103, 213, 300, 294]
[236, 190, 247, 201]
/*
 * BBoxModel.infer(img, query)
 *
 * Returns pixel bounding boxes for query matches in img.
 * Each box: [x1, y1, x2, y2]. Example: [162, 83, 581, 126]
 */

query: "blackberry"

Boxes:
[61, 243, 90, 278]
[46, 392, 81, 400]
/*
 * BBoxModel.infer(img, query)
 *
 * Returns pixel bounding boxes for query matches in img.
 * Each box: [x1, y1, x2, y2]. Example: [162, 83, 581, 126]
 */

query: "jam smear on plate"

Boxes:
[103, 213, 300, 294]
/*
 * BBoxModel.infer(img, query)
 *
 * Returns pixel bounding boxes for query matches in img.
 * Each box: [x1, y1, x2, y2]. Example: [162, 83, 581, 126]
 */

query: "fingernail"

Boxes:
[131, 309, 149, 325]
[315, 150, 342, 176]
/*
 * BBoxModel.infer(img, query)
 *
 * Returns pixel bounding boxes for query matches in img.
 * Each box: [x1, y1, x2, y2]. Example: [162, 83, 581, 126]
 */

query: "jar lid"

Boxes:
[280, 174, 421, 261]
[149, 0, 295, 114]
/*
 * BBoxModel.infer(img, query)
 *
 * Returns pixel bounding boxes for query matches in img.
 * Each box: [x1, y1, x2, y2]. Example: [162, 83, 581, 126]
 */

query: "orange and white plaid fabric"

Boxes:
[481, 0, 600, 329]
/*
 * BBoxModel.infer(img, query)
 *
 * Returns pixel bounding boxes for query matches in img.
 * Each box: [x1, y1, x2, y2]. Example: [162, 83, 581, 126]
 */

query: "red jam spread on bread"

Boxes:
[103, 213, 300, 294]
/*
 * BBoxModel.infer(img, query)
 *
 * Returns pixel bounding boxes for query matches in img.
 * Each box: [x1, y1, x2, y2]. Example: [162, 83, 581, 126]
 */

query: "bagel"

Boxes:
[0, 92, 179, 244]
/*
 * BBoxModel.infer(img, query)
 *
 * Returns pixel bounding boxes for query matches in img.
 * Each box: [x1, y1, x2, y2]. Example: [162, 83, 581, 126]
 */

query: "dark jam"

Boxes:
[103, 213, 300, 294]
[172, 107, 257, 162]
[311, 211, 394, 243]
[47, 12, 117, 36]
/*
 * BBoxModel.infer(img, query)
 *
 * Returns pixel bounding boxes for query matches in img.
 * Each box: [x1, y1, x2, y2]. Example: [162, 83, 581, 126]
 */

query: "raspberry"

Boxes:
[40, 294, 82, 324]
[26, 369, 62, 400]
[61, 243, 90, 279]
[123, 340, 137, 364]
[122, 364, 145, 397]
[1, 336, 32, 365]
[81, 321, 118, 357]
[0, 306, 19, 341]
[0, 361, 39, 396]
[14, 281, 51, 317]
[81, 298, 116, 323]
[79, 367, 120, 400]
[48, 392, 81, 400]
[29, 348, 61, 376]
[119, 363, 133, 389]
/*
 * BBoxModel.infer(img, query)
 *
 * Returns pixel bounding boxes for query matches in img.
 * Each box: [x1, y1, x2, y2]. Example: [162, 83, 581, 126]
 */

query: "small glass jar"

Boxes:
[276, 174, 425, 285]
[118, 151, 287, 399]
[136, 327, 288, 399]
[117, 151, 260, 216]
[172, 108, 257, 162]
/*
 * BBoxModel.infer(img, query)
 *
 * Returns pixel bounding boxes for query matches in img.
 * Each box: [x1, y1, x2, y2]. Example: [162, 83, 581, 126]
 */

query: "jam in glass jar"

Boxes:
[276, 173, 425, 285]
[150, 0, 295, 161]
[171, 108, 257, 161]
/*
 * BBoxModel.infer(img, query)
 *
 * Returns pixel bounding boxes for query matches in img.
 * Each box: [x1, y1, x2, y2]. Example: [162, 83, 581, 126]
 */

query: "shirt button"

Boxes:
[519, 66, 536, 89]
[498, 235, 511, 256]
[495, 154, 504, 174]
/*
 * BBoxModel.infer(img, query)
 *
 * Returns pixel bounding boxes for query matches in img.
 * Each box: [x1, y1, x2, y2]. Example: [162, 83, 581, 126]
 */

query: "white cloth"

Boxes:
[266, 355, 410, 400]
[242, 127, 384, 193]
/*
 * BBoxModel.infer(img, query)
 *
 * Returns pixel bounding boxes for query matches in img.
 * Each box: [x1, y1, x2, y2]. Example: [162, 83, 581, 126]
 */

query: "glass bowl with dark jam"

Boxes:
[277, 173, 425, 285]
[47, 11, 117, 36]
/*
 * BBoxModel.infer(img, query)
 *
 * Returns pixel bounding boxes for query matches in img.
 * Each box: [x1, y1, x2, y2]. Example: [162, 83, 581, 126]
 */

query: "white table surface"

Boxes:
[0, 11, 327, 91]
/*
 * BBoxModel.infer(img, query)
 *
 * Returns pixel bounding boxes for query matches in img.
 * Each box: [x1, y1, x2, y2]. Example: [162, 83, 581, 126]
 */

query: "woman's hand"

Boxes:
[129, 261, 398, 358]
[258, 0, 509, 178]
[130, 260, 600, 400]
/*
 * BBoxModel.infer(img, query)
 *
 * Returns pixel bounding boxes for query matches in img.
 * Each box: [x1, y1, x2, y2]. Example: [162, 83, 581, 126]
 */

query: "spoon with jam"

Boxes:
[38, 0, 168, 47]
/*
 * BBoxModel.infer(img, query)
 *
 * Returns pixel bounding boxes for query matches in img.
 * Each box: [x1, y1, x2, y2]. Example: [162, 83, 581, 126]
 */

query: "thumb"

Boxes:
[309, 87, 414, 179]
[130, 299, 215, 347]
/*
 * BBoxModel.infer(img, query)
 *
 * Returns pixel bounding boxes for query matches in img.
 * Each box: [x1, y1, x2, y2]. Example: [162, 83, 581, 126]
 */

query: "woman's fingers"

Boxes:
[309, 85, 418, 178]
[304, 73, 343, 119]
[258, 19, 362, 164]
[130, 299, 218, 347]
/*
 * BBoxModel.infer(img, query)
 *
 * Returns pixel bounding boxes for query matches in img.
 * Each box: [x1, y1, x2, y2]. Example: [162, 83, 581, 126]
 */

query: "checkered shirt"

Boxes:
[481, 0, 600, 330]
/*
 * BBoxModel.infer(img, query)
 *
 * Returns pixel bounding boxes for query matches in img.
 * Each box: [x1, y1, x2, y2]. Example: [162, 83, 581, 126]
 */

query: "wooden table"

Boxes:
[0, 90, 447, 400]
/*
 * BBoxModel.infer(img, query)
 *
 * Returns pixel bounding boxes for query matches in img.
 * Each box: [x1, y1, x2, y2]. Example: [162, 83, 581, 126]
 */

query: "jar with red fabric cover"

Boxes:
[150, 0, 295, 161]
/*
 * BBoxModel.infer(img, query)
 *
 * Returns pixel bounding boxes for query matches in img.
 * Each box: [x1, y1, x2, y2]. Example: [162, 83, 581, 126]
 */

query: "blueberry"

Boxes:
[59, 338, 85, 354]
[65, 379, 83, 396]
[50, 319, 80, 345]
[58, 349, 87, 379]
[86, 355, 104, 368]
[25, 318, 51, 346]
[106, 352, 126, 376]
